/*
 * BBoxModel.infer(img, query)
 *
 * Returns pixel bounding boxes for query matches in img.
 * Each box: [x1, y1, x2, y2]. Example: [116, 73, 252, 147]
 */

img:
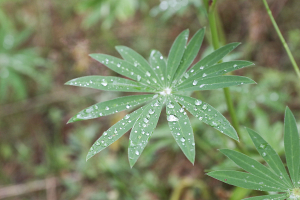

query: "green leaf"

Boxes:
[176, 75, 255, 91]
[149, 50, 167, 87]
[284, 107, 300, 187]
[180, 60, 254, 85]
[166, 29, 189, 85]
[172, 28, 205, 83]
[128, 97, 165, 167]
[115, 46, 163, 87]
[173, 94, 238, 140]
[246, 128, 293, 188]
[68, 94, 156, 123]
[65, 76, 156, 92]
[243, 194, 288, 200]
[186, 42, 240, 78]
[166, 95, 195, 164]
[89, 53, 156, 87]
[86, 105, 145, 161]
[220, 149, 290, 190]
[207, 171, 286, 192]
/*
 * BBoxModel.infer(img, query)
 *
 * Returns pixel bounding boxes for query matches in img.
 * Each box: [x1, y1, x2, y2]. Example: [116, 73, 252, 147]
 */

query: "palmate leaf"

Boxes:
[208, 107, 300, 199]
[66, 28, 256, 167]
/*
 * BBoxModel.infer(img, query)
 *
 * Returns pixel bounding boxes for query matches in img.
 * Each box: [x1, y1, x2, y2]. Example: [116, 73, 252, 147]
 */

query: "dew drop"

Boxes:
[146, 71, 151, 77]
[262, 152, 267, 157]
[195, 100, 202, 105]
[135, 151, 139, 155]
[200, 66, 204, 70]
[167, 115, 179, 122]
[149, 109, 155, 114]
[193, 80, 198, 85]
[167, 103, 174, 108]
[180, 138, 185, 142]
[199, 84, 205, 88]
[202, 105, 207, 110]
[105, 106, 109, 110]
[137, 75, 141, 81]
[103, 132, 107, 136]
[101, 80, 108, 86]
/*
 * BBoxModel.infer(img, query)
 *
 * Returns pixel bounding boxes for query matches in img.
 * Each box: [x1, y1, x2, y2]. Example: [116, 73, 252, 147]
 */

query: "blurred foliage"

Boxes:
[0, 0, 300, 199]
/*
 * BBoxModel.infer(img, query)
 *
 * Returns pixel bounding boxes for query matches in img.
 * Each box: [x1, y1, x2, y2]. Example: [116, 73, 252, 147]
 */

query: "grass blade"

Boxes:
[207, 171, 286, 192]
[220, 149, 290, 190]
[67, 94, 156, 123]
[128, 97, 165, 167]
[86, 106, 145, 161]
[180, 61, 254, 86]
[186, 42, 240, 78]
[172, 28, 205, 84]
[284, 107, 300, 187]
[166, 29, 189, 85]
[149, 50, 167, 87]
[176, 75, 255, 91]
[246, 128, 293, 188]
[243, 194, 287, 200]
[116, 46, 163, 88]
[89, 53, 155, 87]
[166, 95, 195, 164]
[173, 94, 238, 140]
[65, 76, 156, 92]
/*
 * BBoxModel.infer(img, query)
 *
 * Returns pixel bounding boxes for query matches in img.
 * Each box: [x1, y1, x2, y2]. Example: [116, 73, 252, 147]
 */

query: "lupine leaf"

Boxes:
[186, 42, 240, 78]
[243, 194, 287, 200]
[220, 149, 290, 190]
[115, 46, 163, 88]
[149, 50, 167, 87]
[166, 95, 195, 164]
[246, 128, 293, 188]
[284, 107, 300, 187]
[176, 75, 255, 91]
[173, 94, 238, 141]
[166, 29, 189, 85]
[89, 54, 154, 86]
[172, 28, 205, 84]
[86, 106, 145, 161]
[68, 94, 156, 123]
[128, 97, 165, 167]
[207, 171, 286, 192]
[180, 60, 254, 85]
[65, 76, 156, 92]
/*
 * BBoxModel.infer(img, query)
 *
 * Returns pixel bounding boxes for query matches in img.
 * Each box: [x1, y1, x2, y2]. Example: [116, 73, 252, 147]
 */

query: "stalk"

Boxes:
[262, 0, 300, 79]
[207, 0, 247, 152]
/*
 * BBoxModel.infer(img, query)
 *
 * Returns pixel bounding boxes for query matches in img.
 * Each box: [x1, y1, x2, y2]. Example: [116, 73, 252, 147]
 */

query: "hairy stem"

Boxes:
[262, 0, 300, 79]
[207, 0, 247, 152]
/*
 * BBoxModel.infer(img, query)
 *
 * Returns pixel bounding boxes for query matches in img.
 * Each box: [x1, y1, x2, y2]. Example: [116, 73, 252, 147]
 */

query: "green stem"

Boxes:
[262, 0, 300, 79]
[207, 0, 247, 152]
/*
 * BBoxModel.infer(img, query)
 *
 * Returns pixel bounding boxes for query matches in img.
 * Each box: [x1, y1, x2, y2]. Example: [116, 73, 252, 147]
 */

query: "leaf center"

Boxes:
[159, 87, 172, 96]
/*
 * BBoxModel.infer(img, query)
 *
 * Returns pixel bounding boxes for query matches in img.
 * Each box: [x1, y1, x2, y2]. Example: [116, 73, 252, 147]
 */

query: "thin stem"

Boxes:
[262, 0, 300, 79]
[207, 0, 247, 152]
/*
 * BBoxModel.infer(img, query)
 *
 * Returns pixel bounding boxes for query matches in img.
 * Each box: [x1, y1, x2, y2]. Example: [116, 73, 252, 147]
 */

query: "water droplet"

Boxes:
[143, 118, 149, 123]
[103, 132, 107, 136]
[167, 103, 174, 108]
[199, 117, 203, 120]
[199, 84, 205, 88]
[202, 105, 207, 110]
[193, 80, 198, 85]
[184, 73, 189, 78]
[101, 80, 108, 86]
[149, 109, 155, 114]
[195, 100, 202, 105]
[180, 138, 185, 142]
[262, 152, 267, 157]
[160, 56, 163, 59]
[260, 144, 266, 149]
[233, 64, 237, 68]
[177, 133, 180, 135]
[117, 63, 121, 67]
[146, 71, 151, 77]
[200, 66, 204, 70]
[126, 105, 131, 109]
[105, 106, 109, 110]
[202, 73, 207, 78]
[167, 115, 179, 122]
[137, 75, 141, 81]
[135, 150, 139, 155]
[179, 108, 184, 113]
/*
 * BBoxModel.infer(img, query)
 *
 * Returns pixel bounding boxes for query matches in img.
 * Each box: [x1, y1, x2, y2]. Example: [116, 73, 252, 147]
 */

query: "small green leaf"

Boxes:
[115, 46, 163, 88]
[176, 75, 255, 91]
[166, 96, 195, 164]
[89, 54, 155, 87]
[284, 107, 300, 187]
[86, 106, 145, 161]
[180, 60, 254, 85]
[65, 76, 156, 92]
[128, 97, 165, 167]
[220, 149, 290, 190]
[149, 50, 167, 87]
[166, 29, 189, 85]
[186, 42, 240, 78]
[246, 128, 293, 188]
[68, 94, 156, 123]
[207, 171, 286, 192]
[173, 94, 238, 141]
[172, 28, 205, 83]
[243, 194, 288, 200]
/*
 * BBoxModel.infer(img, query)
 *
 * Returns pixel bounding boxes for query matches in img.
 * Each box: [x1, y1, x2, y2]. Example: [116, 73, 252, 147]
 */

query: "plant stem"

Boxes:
[207, 0, 247, 152]
[262, 0, 300, 79]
